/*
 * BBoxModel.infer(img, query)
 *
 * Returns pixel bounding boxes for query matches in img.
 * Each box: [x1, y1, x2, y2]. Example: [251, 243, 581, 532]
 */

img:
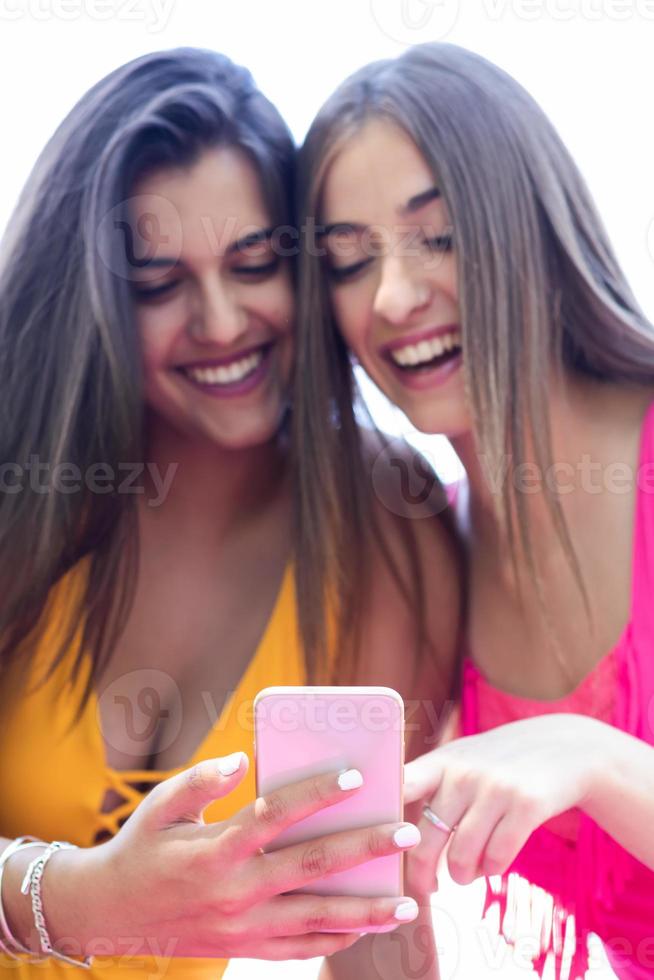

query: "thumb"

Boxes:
[149, 752, 249, 827]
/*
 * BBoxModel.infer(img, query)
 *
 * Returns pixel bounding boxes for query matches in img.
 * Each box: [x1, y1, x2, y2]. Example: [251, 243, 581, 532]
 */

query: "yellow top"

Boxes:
[0, 562, 305, 978]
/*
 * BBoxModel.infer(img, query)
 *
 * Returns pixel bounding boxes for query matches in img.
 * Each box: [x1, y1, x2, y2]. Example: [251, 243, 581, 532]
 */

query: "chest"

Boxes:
[466, 498, 634, 700]
[95, 547, 287, 775]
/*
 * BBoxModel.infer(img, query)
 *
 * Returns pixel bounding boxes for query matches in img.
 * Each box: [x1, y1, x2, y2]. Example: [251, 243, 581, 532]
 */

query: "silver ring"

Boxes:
[422, 804, 453, 834]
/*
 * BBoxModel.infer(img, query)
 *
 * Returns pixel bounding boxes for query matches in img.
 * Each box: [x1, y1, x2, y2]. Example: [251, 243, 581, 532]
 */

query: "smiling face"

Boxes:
[129, 145, 294, 451]
[321, 118, 469, 437]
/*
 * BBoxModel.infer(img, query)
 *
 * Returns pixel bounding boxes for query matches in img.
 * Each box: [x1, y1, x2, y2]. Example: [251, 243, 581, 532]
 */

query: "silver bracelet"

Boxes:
[20, 840, 94, 970]
[0, 836, 49, 961]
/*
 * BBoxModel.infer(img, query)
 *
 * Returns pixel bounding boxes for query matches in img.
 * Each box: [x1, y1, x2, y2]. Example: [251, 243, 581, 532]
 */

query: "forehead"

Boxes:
[321, 118, 436, 223]
[129, 145, 270, 258]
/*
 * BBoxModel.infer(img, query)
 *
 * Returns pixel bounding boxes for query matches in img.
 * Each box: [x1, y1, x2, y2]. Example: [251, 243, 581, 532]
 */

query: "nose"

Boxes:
[187, 275, 246, 346]
[373, 256, 431, 326]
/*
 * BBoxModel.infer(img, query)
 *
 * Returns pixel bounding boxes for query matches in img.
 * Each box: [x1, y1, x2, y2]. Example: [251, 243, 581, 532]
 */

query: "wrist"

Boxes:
[2, 843, 48, 953]
[41, 838, 148, 960]
[3, 839, 131, 962]
[577, 716, 620, 815]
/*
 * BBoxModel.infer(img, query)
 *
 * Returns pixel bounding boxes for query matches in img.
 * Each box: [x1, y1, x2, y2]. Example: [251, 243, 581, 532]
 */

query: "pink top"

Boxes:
[454, 400, 654, 980]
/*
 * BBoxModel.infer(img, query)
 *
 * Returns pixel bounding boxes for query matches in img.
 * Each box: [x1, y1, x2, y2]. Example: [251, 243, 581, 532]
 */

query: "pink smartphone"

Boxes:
[254, 686, 405, 903]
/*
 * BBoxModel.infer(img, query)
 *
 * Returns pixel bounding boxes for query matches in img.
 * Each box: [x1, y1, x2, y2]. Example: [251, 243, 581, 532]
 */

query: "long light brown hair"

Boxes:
[0, 48, 295, 720]
[295, 42, 654, 670]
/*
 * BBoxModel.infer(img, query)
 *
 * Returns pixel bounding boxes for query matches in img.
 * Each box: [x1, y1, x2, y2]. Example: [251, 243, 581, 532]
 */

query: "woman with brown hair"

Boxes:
[0, 47, 460, 978]
[297, 42, 654, 980]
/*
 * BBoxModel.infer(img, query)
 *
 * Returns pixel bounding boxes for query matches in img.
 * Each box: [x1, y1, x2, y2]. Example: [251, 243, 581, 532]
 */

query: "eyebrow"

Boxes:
[130, 226, 275, 269]
[401, 186, 441, 215]
[319, 188, 441, 237]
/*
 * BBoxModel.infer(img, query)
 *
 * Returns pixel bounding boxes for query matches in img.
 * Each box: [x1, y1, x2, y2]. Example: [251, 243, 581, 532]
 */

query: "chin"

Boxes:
[406, 405, 470, 439]
[202, 414, 287, 452]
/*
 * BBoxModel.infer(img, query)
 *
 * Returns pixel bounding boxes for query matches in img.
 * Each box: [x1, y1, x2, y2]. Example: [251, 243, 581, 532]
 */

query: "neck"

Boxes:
[140, 412, 289, 540]
[450, 373, 650, 581]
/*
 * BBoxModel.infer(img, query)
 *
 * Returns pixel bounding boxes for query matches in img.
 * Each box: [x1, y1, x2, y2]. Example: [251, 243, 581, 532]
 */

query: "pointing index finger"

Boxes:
[403, 751, 446, 804]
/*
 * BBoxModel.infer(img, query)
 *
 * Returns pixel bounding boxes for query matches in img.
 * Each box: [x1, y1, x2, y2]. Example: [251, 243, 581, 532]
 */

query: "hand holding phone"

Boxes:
[254, 686, 417, 931]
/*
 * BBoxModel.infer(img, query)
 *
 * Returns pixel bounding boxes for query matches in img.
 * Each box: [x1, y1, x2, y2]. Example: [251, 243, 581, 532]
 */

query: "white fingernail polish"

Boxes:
[393, 825, 421, 848]
[394, 899, 419, 922]
[218, 752, 244, 776]
[338, 769, 363, 791]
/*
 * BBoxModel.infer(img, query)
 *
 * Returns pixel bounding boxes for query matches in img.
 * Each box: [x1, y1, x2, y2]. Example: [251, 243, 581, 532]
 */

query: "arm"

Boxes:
[403, 711, 654, 896]
[322, 445, 462, 980]
[581, 718, 654, 870]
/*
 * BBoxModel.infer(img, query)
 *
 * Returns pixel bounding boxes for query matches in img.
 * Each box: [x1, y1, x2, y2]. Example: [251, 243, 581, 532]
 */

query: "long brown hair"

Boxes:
[0, 48, 295, 720]
[295, 42, 654, 672]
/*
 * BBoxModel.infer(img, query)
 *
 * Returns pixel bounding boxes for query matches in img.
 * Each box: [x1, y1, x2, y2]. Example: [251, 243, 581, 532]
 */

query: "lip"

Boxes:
[379, 324, 461, 356]
[178, 341, 273, 371]
[385, 349, 463, 391]
[379, 324, 463, 393]
[177, 342, 275, 400]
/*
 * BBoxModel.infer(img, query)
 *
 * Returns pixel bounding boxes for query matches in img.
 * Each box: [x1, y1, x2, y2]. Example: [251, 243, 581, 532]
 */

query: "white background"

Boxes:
[2, 1, 652, 975]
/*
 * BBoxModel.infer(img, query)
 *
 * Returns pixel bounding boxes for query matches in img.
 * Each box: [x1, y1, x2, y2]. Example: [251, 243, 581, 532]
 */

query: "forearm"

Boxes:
[320, 900, 440, 980]
[582, 721, 654, 869]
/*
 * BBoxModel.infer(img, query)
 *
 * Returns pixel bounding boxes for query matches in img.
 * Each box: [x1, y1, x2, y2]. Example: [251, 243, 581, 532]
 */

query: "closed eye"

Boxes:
[233, 260, 279, 278]
[133, 280, 179, 302]
[328, 258, 372, 284]
[424, 233, 454, 252]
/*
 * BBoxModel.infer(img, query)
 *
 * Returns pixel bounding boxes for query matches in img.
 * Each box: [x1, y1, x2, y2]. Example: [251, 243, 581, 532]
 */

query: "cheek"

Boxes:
[440, 257, 459, 306]
[252, 272, 295, 336]
[136, 308, 181, 378]
[330, 288, 370, 357]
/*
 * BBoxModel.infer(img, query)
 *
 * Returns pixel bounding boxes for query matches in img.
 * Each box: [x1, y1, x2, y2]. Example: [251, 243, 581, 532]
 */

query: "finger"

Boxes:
[444, 795, 505, 886]
[249, 894, 420, 937]
[146, 753, 249, 828]
[257, 821, 421, 898]
[226, 768, 365, 855]
[479, 809, 534, 878]
[403, 752, 446, 805]
[405, 791, 468, 895]
[252, 932, 363, 960]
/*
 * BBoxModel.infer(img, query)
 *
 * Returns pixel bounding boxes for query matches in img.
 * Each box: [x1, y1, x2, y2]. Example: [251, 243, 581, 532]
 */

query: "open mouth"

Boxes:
[386, 329, 462, 373]
[177, 342, 273, 391]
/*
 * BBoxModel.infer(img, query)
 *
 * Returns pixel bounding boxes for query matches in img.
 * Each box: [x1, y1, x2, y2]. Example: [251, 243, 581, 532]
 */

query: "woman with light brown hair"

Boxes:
[297, 42, 654, 980]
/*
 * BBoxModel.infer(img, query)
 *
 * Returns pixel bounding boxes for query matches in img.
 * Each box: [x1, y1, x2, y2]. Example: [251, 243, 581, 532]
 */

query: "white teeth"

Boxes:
[390, 331, 461, 368]
[183, 350, 264, 386]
